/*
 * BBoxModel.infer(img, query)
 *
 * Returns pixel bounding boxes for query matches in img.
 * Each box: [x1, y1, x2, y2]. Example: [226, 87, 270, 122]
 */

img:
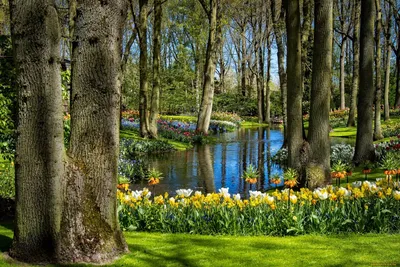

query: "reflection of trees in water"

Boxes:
[258, 128, 265, 190]
[221, 142, 227, 188]
[197, 145, 215, 193]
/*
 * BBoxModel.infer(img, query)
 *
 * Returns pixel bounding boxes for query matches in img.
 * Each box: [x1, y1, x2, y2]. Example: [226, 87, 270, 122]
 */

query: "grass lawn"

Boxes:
[1, 223, 400, 267]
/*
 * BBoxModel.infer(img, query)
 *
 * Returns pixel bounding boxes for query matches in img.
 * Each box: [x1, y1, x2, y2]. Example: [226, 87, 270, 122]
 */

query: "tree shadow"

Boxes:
[0, 233, 12, 252]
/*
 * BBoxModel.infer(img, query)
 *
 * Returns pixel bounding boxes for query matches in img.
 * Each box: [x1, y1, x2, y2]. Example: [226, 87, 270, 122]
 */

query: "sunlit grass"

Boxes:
[0, 223, 400, 267]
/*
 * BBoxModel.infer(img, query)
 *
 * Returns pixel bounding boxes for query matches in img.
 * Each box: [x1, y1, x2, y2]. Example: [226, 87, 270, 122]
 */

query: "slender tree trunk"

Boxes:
[241, 24, 247, 96]
[340, 39, 347, 110]
[265, 36, 271, 124]
[272, 0, 287, 146]
[138, 0, 150, 138]
[384, 44, 391, 120]
[301, 0, 312, 98]
[396, 41, 400, 107]
[257, 40, 264, 123]
[9, 0, 64, 262]
[286, 0, 303, 170]
[60, 0, 128, 263]
[308, 0, 333, 186]
[374, 0, 383, 140]
[347, 0, 360, 127]
[384, 5, 392, 121]
[149, 0, 162, 138]
[354, 0, 376, 164]
[197, 0, 219, 134]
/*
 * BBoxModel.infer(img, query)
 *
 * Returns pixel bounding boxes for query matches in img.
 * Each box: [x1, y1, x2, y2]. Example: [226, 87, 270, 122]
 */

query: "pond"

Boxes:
[131, 127, 285, 196]
[130, 126, 356, 196]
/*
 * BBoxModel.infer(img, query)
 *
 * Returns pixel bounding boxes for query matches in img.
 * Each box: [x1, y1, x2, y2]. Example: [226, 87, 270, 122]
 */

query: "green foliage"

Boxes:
[0, 162, 14, 199]
[0, 36, 16, 159]
[120, 138, 175, 157]
[213, 93, 258, 116]
[379, 151, 400, 171]
[242, 164, 259, 180]
[118, 175, 131, 184]
[330, 143, 354, 166]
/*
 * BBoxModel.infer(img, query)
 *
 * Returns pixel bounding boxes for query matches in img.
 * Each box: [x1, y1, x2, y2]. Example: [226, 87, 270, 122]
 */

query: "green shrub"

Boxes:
[0, 162, 15, 199]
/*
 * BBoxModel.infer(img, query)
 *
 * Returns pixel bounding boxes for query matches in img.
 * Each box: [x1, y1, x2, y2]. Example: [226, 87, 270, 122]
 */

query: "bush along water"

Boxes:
[117, 179, 400, 235]
[118, 138, 174, 182]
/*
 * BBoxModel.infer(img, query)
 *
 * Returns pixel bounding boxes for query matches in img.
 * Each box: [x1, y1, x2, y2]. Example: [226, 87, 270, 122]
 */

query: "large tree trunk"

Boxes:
[271, 0, 287, 146]
[373, 0, 383, 140]
[149, 0, 162, 138]
[308, 0, 333, 186]
[285, 0, 303, 170]
[138, 0, 150, 138]
[354, 0, 376, 164]
[59, 0, 128, 263]
[347, 0, 360, 127]
[9, 0, 64, 262]
[197, 0, 219, 134]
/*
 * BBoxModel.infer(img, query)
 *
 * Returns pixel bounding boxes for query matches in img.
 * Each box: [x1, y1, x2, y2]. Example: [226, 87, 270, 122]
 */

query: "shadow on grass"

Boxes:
[0, 234, 12, 252]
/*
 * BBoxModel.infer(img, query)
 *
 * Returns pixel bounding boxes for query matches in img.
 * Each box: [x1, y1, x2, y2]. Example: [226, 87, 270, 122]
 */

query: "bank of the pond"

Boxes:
[0, 223, 399, 266]
[120, 129, 192, 151]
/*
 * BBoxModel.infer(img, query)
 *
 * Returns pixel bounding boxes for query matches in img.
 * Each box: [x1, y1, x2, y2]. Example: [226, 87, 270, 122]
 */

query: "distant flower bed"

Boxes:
[117, 179, 400, 235]
[211, 112, 242, 126]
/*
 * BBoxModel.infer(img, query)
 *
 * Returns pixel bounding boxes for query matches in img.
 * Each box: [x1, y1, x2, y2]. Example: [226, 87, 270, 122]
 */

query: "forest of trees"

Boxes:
[0, 0, 400, 264]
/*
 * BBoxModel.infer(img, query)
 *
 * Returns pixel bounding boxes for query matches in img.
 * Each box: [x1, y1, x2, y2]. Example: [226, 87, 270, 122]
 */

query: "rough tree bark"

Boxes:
[373, 0, 383, 140]
[308, 0, 333, 186]
[149, 0, 162, 138]
[196, 0, 220, 134]
[9, 0, 64, 262]
[354, 0, 376, 164]
[285, 0, 303, 170]
[347, 0, 360, 127]
[59, 0, 128, 263]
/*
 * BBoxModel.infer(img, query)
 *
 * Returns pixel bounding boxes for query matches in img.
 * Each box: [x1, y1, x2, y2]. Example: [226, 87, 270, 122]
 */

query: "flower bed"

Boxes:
[117, 180, 400, 235]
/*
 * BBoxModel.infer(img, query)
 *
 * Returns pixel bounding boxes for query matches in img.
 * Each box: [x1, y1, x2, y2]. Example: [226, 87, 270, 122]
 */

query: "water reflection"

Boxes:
[131, 127, 284, 195]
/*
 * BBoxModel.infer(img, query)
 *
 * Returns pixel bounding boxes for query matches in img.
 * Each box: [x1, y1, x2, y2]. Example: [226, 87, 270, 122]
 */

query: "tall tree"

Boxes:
[373, 0, 383, 140]
[353, 0, 375, 164]
[383, 1, 392, 120]
[347, 0, 360, 127]
[285, 0, 303, 170]
[308, 0, 333, 185]
[9, 0, 64, 261]
[60, 0, 128, 262]
[271, 0, 287, 146]
[136, 0, 150, 138]
[196, 0, 221, 134]
[10, 0, 129, 263]
[149, 0, 163, 138]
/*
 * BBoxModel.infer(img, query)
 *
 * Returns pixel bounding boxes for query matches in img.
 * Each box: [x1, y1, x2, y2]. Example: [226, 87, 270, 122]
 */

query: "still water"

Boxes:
[131, 127, 284, 195]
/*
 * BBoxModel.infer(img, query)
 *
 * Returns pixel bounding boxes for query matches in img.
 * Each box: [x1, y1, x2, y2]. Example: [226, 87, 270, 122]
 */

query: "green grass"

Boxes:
[1, 223, 400, 266]
[240, 121, 269, 127]
[160, 115, 197, 123]
[120, 129, 192, 151]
